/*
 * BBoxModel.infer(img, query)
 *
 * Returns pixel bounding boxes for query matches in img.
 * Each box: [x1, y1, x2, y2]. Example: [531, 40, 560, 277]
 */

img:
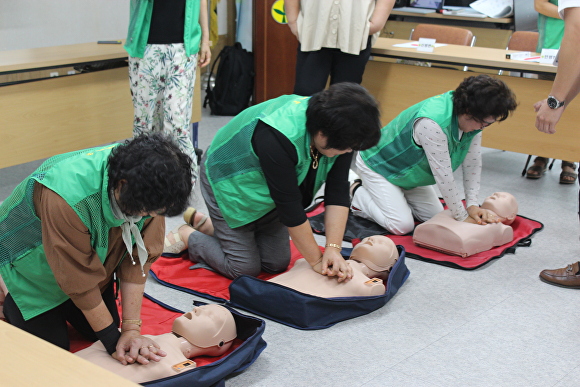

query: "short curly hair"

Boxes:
[107, 133, 193, 217]
[453, 75, 518, 122]
[306, 83, 381, 151]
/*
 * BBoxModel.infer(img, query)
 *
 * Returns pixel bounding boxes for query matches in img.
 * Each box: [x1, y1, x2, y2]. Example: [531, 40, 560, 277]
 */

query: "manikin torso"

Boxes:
[75, 305, 236, 383]
[268, 235, 399, 298]
[413, 191, 517, 258]
[77, 334, 191, 383]
[268, 258, 386, 297]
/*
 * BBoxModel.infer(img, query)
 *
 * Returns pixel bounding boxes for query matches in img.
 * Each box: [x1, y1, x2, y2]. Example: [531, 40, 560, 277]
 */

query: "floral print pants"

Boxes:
[128, 43, 198, 179]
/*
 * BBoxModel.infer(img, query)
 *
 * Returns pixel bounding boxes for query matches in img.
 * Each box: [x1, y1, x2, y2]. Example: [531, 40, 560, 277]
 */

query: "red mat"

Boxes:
[151, 243, 307, 301]
[307, 201, 543, 270]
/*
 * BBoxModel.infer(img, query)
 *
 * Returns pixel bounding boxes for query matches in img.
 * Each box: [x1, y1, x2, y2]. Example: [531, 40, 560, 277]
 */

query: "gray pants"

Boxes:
[187, 154, 291, 279]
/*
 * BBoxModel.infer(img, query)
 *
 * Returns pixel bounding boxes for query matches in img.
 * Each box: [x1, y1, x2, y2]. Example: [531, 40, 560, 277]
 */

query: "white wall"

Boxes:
[0, 0, 129, 51]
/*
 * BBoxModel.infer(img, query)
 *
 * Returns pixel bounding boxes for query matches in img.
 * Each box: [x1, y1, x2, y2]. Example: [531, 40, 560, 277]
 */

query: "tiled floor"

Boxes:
[2, 107, 580, 387]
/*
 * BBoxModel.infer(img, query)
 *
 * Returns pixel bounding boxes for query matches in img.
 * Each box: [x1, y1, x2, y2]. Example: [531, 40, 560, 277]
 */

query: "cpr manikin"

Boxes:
[413, 192, 518, 257]
[480, 192, 518, 225]
[76, 305, 237, 383]
[268, 235, 398, 297]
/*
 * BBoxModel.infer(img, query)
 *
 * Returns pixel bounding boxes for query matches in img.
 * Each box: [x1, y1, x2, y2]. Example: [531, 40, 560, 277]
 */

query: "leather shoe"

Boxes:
[539, 262, 580, 288]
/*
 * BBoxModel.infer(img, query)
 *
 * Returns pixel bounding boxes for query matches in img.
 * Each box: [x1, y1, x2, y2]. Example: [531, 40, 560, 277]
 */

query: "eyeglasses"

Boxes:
[471, 117, 496, 129]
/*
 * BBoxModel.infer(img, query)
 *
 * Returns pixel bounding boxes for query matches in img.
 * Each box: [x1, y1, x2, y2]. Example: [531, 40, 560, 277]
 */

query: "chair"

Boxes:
[506, 31, 539, 51]
[407, 24, 476, 71]
[409, 24, 476, 47]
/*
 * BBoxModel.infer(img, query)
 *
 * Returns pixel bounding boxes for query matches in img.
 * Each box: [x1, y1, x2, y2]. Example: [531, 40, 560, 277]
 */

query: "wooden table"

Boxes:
[0, 320, 139, 386]
[0, 41, 201, 169]
[362, 38, 579, 162]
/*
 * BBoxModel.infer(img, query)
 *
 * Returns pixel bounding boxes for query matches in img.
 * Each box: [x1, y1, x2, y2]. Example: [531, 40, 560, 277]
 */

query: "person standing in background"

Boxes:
[124, 0, 211, 178]
[525, 0, 577, 184]
[535, 2, 580, 287]
[285, 0, 395, 96]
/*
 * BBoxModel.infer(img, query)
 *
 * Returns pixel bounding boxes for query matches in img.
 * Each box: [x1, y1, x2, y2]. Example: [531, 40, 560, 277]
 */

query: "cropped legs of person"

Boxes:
[129, 43, 198, 173]
[293, 37, 372, 96]
[540, 164, 580, 287]
[3, 281, 119, 350]
[185, 155, 291, 279]
[351, 153, 443, 235]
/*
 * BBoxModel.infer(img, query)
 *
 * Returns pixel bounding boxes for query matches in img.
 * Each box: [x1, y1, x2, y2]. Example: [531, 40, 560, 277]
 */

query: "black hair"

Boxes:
[305, 83, 381, 151]
[453, 74, 518, 122]
[107, 133, 193, 217]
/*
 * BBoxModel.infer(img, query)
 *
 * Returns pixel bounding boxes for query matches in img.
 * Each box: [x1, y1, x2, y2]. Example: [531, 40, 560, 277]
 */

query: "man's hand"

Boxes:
[114, 331, 167, 365]
[534, 99, 565, 134]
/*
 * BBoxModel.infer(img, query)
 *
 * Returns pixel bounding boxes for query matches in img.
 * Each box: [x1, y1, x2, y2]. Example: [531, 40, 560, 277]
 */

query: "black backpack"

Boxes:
[204, 42, 254, 116]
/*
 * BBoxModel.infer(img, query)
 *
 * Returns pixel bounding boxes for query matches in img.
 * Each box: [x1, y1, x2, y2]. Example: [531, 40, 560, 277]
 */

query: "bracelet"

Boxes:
[121, 319, 142, 327]
[325, 243, 342, 250]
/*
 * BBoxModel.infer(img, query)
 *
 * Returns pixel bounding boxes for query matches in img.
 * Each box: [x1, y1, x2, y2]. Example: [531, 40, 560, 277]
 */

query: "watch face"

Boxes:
[547, 96, 563, 109]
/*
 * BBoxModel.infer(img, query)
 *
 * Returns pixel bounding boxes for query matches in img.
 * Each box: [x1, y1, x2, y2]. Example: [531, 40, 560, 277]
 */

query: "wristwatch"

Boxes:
[547, 95, 565, 109]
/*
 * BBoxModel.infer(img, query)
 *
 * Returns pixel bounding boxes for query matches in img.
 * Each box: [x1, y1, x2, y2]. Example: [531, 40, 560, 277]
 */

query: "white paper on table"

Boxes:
[417, 38, 436, 52]
[539, 48, 559, 64]
[393, 42, 447, 48]
[470, 0, 514, 18]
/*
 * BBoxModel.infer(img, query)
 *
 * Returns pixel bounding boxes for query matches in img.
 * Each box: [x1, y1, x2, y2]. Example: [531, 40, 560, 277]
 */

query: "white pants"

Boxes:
[351, 153, 443, 235]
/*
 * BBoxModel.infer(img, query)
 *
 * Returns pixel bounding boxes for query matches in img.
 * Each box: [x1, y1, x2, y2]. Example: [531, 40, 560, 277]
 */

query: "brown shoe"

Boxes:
[539, 262, 580, 288]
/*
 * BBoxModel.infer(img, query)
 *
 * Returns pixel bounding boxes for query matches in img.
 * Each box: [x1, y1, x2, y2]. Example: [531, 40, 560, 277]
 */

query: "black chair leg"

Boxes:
[522, 155, 532, 176]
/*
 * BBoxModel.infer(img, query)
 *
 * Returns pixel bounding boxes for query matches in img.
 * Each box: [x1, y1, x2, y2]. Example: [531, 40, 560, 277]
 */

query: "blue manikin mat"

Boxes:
[141, 297, 267, 387]
[151, 242, 410, 330]
[228, 246, 410, 330]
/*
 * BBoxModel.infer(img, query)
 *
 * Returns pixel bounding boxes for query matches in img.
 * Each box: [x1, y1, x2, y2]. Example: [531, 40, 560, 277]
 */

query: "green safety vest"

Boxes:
[361, 91, 480, 190]
[0, 145, 145, 320]
[537, 0, 564, 51]
[124, 0, 202, 58]
[206, 95, 337, 228]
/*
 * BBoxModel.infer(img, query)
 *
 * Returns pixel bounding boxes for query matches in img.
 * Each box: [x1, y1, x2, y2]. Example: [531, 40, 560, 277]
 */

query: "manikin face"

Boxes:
[172, 305, 237, 349]
[312, 132, 353, 158]
[481, 192, 518, 225]
[350, 235, 398, 281]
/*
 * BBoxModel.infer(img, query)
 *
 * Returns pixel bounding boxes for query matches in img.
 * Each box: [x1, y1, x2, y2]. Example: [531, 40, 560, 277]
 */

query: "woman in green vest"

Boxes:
[0, 134, 193, 365]
[525, 0, 577, 184]
[350, 75, 518, 235]
[165, 83, 381, 282]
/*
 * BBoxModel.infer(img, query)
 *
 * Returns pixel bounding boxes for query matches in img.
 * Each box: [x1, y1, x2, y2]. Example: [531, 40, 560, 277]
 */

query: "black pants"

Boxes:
[293, 36, 373, 96]
[4, 281, 119, 350]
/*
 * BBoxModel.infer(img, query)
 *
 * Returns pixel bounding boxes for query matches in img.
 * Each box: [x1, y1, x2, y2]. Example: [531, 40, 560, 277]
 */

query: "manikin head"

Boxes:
[172, 305, 237, 358]
[349, 235, 398, 281]
[481, 192, 518, 225]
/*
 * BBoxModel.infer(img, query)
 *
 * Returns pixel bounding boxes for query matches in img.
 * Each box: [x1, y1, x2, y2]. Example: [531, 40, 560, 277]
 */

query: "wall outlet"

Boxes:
[50, 72, 59, 77]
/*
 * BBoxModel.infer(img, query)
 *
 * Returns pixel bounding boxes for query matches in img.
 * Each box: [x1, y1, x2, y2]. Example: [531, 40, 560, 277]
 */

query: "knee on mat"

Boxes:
[229, 266, 262, 280]
[385, 218, 415, 236]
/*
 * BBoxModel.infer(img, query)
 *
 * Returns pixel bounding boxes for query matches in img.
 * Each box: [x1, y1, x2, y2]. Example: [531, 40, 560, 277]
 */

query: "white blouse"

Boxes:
[413, 117, 482, 222]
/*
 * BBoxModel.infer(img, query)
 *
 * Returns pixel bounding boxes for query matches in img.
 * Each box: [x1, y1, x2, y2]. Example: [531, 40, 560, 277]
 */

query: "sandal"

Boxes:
[560, 161, 578, 184]
[183, 207, 208, 230]
[349, 179, 363, 201]
[526, 157, 549, 179]
[163, 224, 188, 254]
